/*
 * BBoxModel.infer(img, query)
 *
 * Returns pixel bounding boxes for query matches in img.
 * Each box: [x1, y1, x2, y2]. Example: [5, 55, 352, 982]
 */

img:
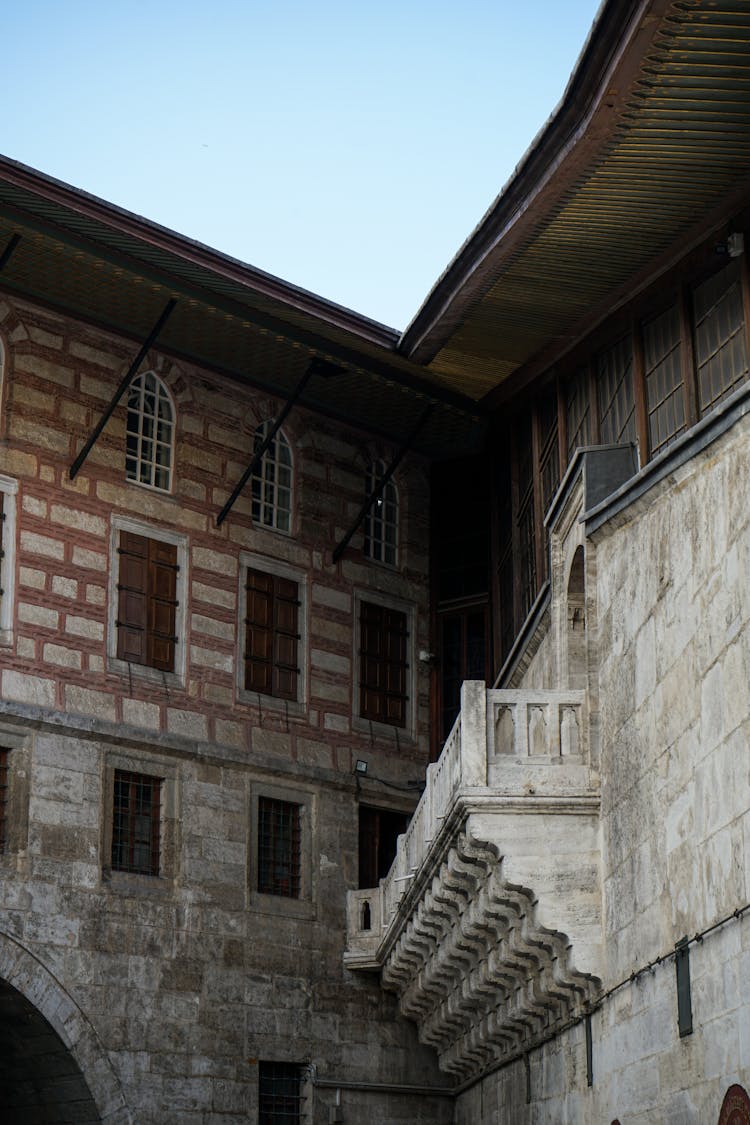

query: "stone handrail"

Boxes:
[346, 682, 593, 961]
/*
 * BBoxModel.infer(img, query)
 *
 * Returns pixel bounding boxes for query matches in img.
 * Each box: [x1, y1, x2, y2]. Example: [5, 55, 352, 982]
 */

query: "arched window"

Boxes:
[251, 421, 293, 533]
[363, 460, 398, 566]
[125, 371, 174, 492]
[567, 545, 586, 689]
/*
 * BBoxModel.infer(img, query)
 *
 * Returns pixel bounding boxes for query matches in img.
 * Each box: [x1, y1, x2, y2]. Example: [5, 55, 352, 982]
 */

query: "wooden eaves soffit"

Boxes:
[0, 155, 485, 485]
[400, 0, 750, 404]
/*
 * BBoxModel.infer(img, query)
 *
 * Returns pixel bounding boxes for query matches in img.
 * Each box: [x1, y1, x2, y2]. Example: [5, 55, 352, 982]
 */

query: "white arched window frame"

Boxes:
[125, 371, 175, 492]
[363, 459, 399, 566]
[251, 421, 293, 533]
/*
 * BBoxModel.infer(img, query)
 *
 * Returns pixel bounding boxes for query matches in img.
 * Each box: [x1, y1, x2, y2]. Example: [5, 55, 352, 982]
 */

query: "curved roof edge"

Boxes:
[0, 153, 401, 350]
[397, 0, 644, 363]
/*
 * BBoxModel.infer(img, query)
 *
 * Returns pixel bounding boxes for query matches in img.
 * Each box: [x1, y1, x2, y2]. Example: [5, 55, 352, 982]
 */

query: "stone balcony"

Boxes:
[345, 681, 602, 1080]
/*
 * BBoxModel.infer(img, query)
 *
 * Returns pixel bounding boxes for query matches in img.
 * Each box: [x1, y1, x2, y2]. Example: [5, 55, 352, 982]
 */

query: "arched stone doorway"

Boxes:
[0, 976, 101, 1122]
[0, 931, 131, 1123]
[718, 1084, 750, 1124]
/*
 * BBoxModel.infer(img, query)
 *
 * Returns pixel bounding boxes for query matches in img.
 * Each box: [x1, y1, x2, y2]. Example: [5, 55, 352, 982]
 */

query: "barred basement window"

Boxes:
[259, 1061, 302, 1124]
[597, 336, 636, 446]
[244, 568, 300, 700]
[126, 371, 174, 492]
[252, 421, 293, 533]
[258, 797, 301, 898]
[693, 259, 749, 415]
[116, 531, 179, 672]
[0, 748, 8, 852]
[359, 600, 408, 728]
[111, 770, 161, 876]
[363, 459, 398, 566]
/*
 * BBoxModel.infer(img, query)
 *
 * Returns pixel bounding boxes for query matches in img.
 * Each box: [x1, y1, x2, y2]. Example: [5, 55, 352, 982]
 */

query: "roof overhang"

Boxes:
[0, 157, 485, 459]
[399, 0, 750, 405]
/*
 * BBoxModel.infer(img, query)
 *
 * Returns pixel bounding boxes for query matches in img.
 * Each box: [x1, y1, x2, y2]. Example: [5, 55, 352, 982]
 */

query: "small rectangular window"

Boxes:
[359, 601, 408, 728]
[111, 770, 161, 876]
[259, 1061, 302, 1124]
[116, 531, 178, 672]
[258, 797, 301, 898]
[244, 568, 300, 700]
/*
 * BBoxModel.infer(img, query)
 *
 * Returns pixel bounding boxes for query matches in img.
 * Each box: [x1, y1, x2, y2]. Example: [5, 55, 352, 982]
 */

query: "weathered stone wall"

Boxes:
[0, 294, 452, 1123]
[455, 410, 750, 1122]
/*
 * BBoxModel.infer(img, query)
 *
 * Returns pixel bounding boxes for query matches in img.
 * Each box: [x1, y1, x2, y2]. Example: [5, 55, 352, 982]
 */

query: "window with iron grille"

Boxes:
[597, 336, 636, 446]
[116, 531, 179, 672]
[126, 371, 175, 492]
[643, 305, 685, 457]
[258, 797, 301, 898]
[359, 600, 408, 728]
[252, 421, 293, 533]
[363, 459, 398, 566]
[693, 259, 748, 415]
[111, 770, 161, 876]
[244, 568, 300, 700]
[0, 748, 8, 852]
[259, 1061, 302, 1124]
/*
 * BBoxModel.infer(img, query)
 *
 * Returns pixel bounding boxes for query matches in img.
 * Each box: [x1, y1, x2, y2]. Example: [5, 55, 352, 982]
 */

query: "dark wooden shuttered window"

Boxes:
[643, 305, 686, 456]
[111, 769, 161, 876]
[566, 368, 592, 460]
[257, 797, 301, 897]
[597, 336, 636, 446]
[244, 569, 300, 700]
[693, 259, 748, 414]
[359, 601, 408, 728]
[116, 532, 178, 672]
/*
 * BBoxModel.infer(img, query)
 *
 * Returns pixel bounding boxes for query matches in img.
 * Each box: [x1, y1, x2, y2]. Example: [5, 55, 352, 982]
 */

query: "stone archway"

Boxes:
[0, 931, 131, 1123]
[718, 1084, 750, 1124]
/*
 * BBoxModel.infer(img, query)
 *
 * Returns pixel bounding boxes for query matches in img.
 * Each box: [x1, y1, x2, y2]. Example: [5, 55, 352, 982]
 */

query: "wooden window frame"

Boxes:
[251, 421, 294, 534]
[111, 769, 162, 877]
[125, 370, 175, 493]
[355, 594, 412, 733]
[108, 517, 187, 686]
[238, 554, 307, 712]
[257, 796, 301, 898]
[251, 783, 314, 915]
[363, 459, 399, 567]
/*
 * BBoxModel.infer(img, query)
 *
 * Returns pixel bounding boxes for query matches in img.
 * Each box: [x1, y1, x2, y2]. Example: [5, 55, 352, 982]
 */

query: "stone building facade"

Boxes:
[2, 0, 750, 1122]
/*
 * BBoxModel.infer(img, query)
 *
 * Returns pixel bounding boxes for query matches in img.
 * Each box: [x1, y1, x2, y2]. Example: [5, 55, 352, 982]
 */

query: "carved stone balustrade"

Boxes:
[344, 681, 602, 1080]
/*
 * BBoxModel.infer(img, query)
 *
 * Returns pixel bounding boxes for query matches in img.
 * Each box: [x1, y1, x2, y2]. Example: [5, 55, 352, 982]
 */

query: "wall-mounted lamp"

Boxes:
[355, 760, 368, 776]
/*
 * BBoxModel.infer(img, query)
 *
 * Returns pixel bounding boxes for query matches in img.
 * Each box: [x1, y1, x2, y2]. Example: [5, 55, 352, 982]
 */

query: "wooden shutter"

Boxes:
[117, 532, 177, 671]
[147, 539, 178, 671]
[244, 568, 299, 699]
[359, 601, 407, 727]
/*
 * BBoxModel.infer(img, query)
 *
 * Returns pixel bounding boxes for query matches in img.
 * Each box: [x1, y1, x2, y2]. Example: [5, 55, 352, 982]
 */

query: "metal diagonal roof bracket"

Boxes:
[69, 298, 177, 479]
[0, 232, 20, 272]
[332, 403, 433, 563]
[216, 357, 343, 527]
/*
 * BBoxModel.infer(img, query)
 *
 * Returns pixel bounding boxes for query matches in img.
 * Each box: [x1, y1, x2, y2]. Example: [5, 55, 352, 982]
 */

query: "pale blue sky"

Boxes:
[4, 1, 602, 330]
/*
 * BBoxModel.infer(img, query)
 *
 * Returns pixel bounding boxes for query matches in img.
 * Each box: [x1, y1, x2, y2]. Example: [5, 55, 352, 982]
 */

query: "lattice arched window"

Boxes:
[363, 459, 398, 566]
[251, 421, 293, 533]
[126, 371, 175, 492]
